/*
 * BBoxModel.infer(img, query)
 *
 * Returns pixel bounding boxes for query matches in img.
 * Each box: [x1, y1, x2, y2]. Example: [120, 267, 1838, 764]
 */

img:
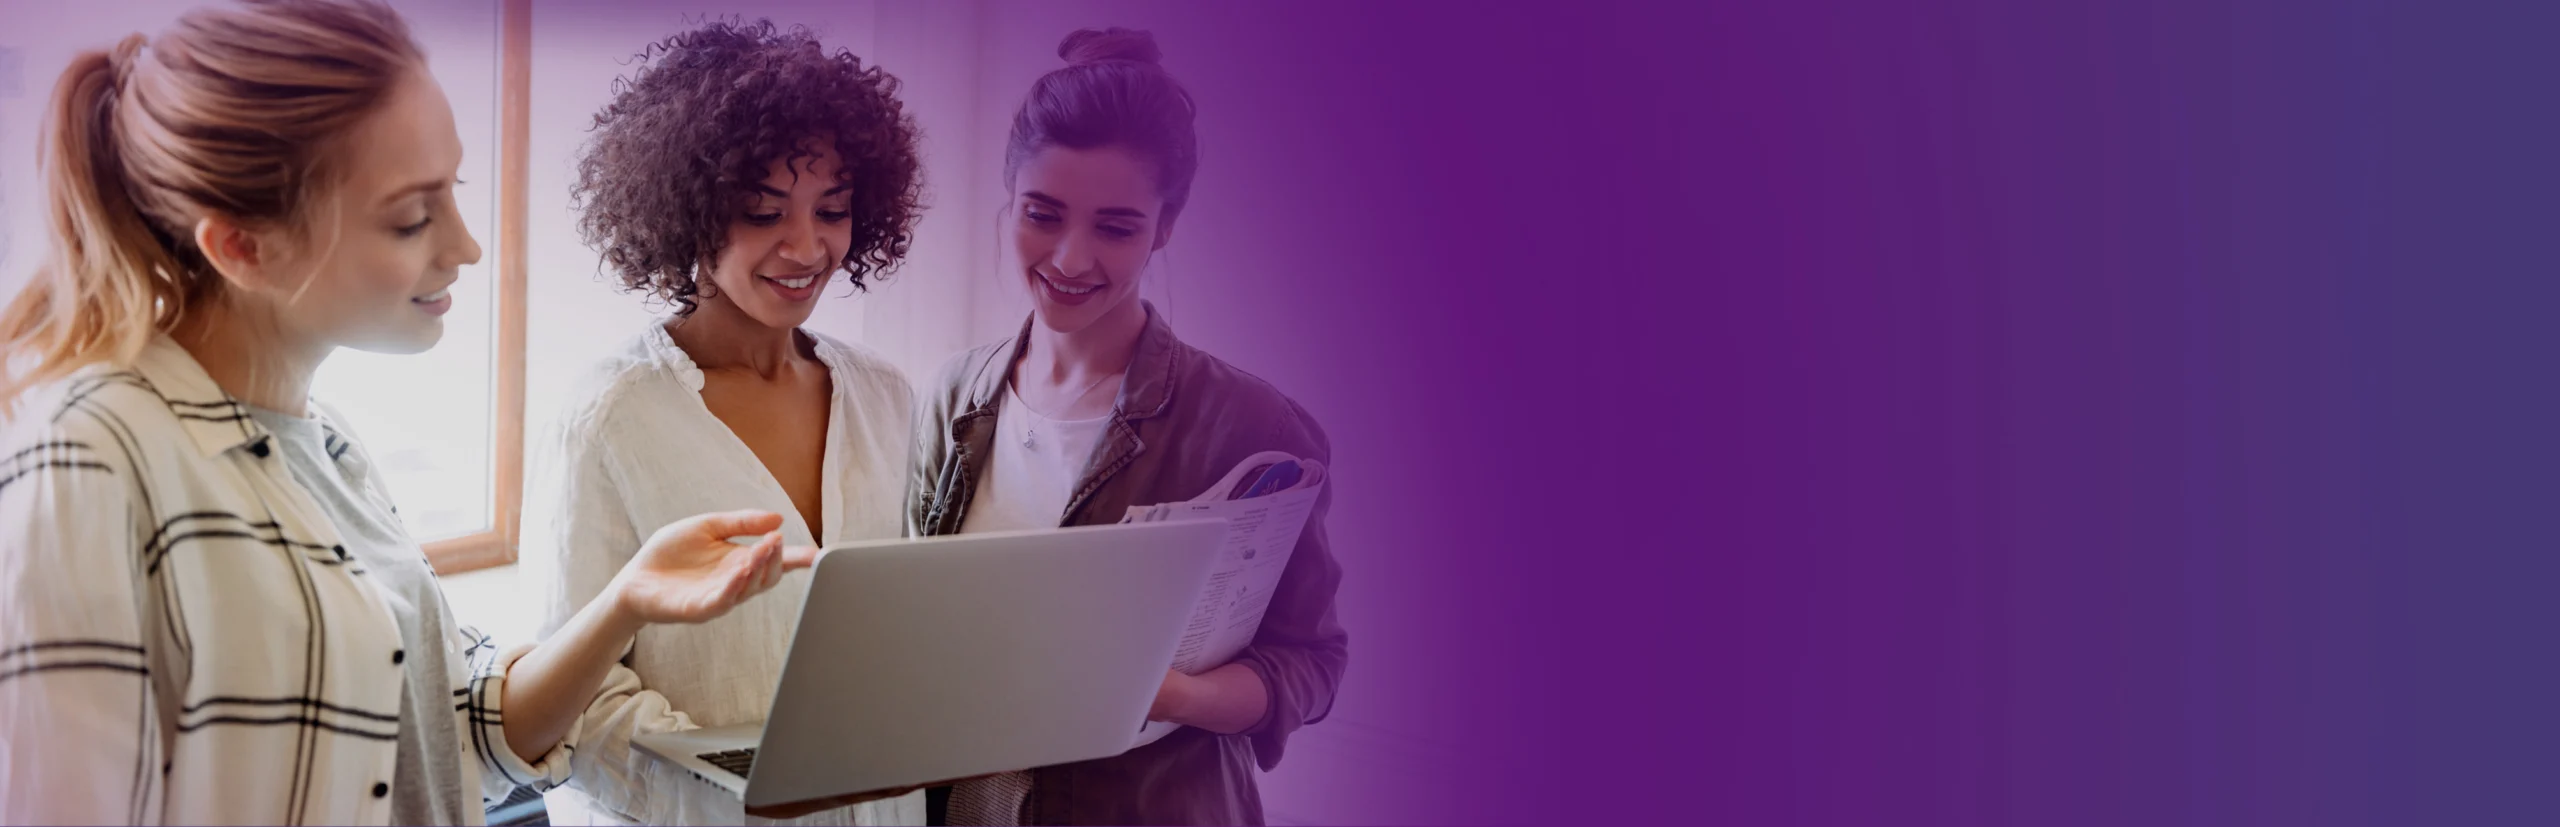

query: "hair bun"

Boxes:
[1058, 27, 1161, 66]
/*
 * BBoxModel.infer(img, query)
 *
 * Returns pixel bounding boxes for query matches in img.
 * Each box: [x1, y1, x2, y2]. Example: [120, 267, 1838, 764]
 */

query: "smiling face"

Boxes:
[1006, 144, 1173, 336]
[228, 68, 480, 355]
[696, 142, 856, 331]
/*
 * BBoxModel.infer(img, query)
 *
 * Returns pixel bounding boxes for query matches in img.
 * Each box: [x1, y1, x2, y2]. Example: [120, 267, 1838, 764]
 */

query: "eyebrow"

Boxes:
[379, 177, 452, 208]
[751, 182, 856, 198]
[1024, 190, 1149, 219]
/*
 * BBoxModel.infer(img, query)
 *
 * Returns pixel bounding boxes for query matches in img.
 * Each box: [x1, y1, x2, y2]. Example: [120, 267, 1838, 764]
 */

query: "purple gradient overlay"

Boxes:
[1162, 1, 2560, 824]
[10, 0, 2560, 824]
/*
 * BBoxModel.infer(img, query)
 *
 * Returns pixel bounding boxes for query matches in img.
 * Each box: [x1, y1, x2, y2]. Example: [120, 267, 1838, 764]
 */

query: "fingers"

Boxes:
[758, 538, 787, 592]
[663, 530, 797, 624]
[778, 545, 823, 571]
[696, 534, 770, 614]
[756, 532, 785, 590]
[728, 531, 785, 600]
[738, 532, 779, 581]
[687, 509, 786, 542]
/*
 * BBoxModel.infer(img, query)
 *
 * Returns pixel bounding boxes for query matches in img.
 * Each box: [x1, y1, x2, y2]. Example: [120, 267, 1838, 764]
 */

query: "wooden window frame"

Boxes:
[422, 0, 531, 575]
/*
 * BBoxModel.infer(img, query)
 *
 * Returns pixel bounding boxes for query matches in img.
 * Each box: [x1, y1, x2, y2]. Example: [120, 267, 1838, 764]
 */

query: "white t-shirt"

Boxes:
[958, 384, 1115, 534]
[947, 383, 1114, 824]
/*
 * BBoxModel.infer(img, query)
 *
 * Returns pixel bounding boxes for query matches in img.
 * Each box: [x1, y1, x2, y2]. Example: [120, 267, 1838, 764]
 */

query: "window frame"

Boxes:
[421, 0, 531, 575]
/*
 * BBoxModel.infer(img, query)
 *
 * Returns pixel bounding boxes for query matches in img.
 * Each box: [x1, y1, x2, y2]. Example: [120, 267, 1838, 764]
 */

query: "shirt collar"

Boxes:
[131, 335, 369, 483]
[643, 319, 855, 393]
[968, 300, 1184, 421]
[132, 334, 273, 460]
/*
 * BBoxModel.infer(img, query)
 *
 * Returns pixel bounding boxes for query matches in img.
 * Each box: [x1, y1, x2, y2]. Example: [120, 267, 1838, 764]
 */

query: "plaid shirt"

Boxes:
[0, 336, 571, 825]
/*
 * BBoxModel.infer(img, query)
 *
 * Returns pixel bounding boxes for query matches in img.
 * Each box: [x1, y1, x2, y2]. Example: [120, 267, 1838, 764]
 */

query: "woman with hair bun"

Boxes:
[907, 27, 1348, 827]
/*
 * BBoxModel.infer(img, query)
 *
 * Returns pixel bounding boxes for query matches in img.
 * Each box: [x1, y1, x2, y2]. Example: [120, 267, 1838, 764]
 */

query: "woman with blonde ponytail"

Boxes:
[0, 3, 820, 824]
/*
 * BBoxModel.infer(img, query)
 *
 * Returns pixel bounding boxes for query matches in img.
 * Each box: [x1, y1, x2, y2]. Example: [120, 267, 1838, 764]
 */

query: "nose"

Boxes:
[1049, 231, 1098, 279]
[777, 213, 823, 269]
[449, 218, 484, 269]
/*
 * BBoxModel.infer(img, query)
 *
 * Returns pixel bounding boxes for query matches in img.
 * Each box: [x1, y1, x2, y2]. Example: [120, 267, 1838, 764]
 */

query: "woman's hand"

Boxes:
[609, 509, 820, 625]
[1148, 669, 1199, 723]
[1146, 665, 1271, 734]
[503, 510, 819, 765]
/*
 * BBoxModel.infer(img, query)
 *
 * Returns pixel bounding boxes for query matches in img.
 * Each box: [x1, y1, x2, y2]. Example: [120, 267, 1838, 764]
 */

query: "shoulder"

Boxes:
[0, 369, 190, 547]
[1171, 347, 1331, 463]
[923, 338, 1014, 411]
[805, 329, 915, 410]
[555, 326, 690, 437]
[6, 367, 200, 479]
[0, 374, 157, 590]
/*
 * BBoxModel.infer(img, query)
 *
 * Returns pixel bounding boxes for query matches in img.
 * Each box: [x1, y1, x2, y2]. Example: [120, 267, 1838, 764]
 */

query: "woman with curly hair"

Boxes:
[517, 19, 927, 827]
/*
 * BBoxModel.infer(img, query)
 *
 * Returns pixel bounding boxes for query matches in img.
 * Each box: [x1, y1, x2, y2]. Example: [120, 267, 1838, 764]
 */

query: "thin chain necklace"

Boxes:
[1012, 369, 1121, 450]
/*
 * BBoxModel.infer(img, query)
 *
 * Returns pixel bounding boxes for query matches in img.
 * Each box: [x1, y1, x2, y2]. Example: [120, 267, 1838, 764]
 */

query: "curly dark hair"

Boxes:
[572, 19, 923, 314]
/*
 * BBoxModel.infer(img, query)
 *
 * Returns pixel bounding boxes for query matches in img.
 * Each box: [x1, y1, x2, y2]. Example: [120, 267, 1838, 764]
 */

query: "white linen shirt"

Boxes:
[519, 322, 922, 826]
[0, 336, 571, 826]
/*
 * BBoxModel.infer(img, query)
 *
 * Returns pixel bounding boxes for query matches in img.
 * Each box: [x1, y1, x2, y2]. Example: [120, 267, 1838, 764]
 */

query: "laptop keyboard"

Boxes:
[698, 747, 757, 778]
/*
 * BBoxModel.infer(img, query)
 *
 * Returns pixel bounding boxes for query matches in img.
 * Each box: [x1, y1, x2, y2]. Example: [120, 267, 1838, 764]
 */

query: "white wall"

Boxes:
[869, 0, 1002, 381]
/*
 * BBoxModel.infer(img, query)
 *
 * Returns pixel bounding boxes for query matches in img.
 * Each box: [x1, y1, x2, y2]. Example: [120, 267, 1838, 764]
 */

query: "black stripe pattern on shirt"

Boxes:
[0, 440, 111, 499]
[143, 512, 347, 576]
[0, 640, 149, 684]
[176, 696, 400, 742]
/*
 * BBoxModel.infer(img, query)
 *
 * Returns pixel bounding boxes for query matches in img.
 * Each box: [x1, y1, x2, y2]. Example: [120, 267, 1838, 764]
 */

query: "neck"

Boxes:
[1025, 300, 1147, 385]
[169, 299, 329, 418]
[667, 293, 806, 379]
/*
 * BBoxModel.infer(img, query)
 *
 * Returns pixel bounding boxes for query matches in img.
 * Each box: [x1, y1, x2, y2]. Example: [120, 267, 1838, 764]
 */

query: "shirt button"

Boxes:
[391, 649, 405, 665]
[372, 782, 389, 798]
[333, 544, 349, 561]
[248, 439, 271, 458]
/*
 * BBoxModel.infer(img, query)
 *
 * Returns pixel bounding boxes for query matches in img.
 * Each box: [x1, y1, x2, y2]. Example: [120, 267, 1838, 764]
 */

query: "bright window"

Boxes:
[317, 0, 507, 553]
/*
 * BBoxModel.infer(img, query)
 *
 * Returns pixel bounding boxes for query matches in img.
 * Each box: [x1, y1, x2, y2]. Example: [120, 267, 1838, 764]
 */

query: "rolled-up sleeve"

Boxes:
[461, 634, 577, 801]
[1226, 408, 1349, 770]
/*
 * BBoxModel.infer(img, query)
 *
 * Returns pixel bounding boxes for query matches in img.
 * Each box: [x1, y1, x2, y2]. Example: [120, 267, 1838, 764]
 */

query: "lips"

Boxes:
[1037, 272, 1105, 306]
[760, 271, 825, 302]
[411, 286, 453, 316]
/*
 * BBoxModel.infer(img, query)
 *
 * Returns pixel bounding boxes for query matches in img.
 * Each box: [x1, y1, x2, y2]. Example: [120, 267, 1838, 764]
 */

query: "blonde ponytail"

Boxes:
[2, 38, 186, 412]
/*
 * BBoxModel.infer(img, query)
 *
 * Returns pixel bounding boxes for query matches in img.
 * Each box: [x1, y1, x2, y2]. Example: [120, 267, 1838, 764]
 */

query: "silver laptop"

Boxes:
[631, 519, 1227, 818]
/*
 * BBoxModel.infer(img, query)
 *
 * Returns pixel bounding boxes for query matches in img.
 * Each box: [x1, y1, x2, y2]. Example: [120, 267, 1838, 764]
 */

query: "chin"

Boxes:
[744, 301, 818, 332]
[1028, 289, 1138, 336]
[1030, 302, 1100, 336]
[349, 321, 444, 356]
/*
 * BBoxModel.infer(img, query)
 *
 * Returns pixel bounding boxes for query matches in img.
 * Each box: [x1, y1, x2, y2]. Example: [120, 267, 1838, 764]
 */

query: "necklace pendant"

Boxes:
[1022, 427, 1038, 450]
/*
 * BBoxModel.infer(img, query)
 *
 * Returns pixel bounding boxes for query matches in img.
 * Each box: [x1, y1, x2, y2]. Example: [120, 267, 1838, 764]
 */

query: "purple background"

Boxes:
[10, 0, 2559, 823]
[1176, 1, 2560, 824]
